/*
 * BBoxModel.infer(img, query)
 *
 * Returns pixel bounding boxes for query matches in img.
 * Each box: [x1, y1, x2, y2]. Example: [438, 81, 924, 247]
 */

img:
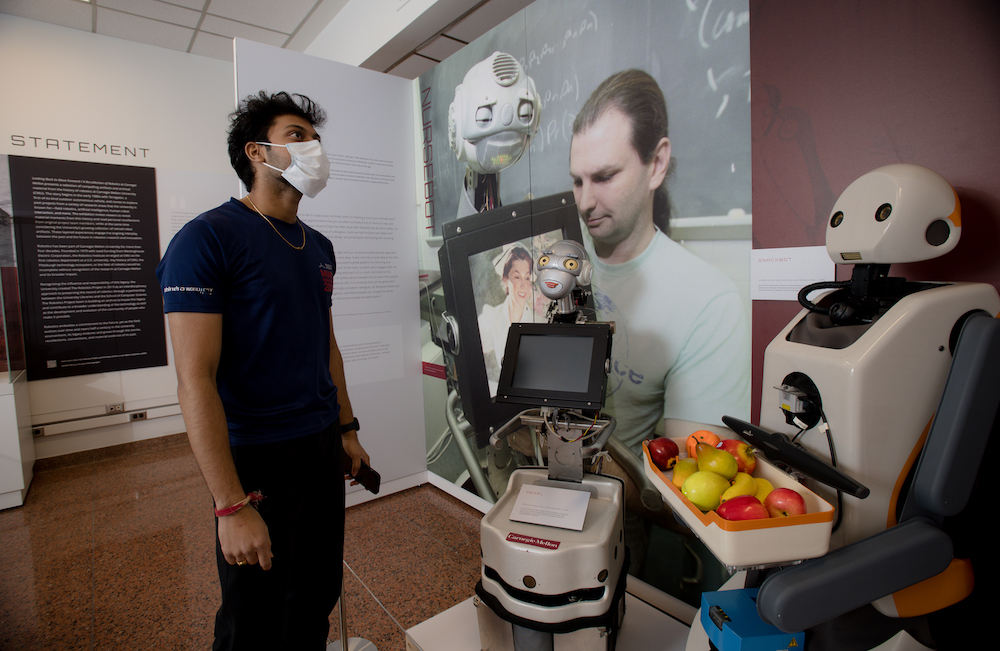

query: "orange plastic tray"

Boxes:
[643, 438, 835, 568]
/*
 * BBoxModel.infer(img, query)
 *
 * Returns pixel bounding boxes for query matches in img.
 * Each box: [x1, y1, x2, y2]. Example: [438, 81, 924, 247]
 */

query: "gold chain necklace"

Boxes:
[245, 196, 306, 250]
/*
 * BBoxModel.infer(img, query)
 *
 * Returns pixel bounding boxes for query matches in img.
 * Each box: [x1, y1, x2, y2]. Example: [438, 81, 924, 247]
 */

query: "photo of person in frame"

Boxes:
[472, 231, 562, 396]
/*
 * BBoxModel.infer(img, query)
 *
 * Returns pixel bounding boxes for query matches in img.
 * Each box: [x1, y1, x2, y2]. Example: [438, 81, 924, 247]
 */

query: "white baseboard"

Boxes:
[343, 470, 492, 514]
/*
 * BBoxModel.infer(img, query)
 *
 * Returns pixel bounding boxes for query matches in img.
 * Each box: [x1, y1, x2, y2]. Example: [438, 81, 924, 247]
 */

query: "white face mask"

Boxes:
[257, 139, 330, 198]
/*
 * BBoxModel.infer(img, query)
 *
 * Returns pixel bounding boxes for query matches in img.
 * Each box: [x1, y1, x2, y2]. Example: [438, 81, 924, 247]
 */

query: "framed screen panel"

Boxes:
[496, 321, 613, 410]
[438, 191, 585, 446]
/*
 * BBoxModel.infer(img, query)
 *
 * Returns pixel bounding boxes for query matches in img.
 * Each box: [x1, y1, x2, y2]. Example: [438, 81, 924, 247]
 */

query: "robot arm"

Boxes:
[756, 517, 954, 633]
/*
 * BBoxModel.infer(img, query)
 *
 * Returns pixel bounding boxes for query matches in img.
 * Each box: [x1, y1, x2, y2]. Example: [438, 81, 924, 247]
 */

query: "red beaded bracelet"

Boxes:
[215, 490, 264, 517]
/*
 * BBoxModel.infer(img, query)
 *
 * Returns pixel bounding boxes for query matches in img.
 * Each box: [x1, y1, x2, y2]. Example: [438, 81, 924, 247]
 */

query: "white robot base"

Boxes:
[475, 468, 628, 651]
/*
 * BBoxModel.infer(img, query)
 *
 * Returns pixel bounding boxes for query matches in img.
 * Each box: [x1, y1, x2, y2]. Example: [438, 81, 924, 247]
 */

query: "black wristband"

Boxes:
[340, 417, 360, 435]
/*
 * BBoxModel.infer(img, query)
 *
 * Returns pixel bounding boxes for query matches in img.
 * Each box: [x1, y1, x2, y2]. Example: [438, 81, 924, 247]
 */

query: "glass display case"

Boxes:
[0, 204, 24, 378]
[0, 266, 26, 380]
[0, 205, 32, 509]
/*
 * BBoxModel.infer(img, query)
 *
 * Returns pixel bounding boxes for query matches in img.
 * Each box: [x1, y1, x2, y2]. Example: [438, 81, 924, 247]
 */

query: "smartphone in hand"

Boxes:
[344, 456, 381, 494]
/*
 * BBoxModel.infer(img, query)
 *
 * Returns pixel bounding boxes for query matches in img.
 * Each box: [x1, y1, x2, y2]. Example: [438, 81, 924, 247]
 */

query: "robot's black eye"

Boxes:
[475, 106, 493, 125]
[875, 203, 892, 222]
[564, 259, 579, 271]
[538, 255, 550, 267]
[830, 211, 844, 228]
[926, 219, 951, 246]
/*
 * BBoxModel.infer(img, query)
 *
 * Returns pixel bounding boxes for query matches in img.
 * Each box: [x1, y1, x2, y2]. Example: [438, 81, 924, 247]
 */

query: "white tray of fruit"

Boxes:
[642, 431, 835, 569]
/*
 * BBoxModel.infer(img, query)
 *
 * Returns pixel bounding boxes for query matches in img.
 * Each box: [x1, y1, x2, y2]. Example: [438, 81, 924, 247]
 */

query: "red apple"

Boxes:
[716, 494, 769, 521]
[716, 439, 757, 475]
[648, 437, 680, 471]
[764, 487, 807, 517]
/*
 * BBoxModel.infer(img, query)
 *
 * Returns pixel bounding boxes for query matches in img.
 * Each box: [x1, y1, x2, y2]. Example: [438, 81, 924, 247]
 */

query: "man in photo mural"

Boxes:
[569, 70, 751, 569]
[570, 68, 751, 455]
[156, 91, 368, 650]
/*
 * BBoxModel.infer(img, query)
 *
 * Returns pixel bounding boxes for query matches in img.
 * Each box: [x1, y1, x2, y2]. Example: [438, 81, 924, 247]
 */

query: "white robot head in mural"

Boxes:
[449, 52, 541, 213]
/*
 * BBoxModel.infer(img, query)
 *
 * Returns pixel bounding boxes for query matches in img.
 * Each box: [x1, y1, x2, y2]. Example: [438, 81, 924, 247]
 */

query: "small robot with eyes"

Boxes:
[535, 240, 594, 323]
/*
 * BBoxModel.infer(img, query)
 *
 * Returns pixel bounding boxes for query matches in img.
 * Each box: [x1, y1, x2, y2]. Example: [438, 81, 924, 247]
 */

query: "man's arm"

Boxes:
[168, 311, 273, 570]
[328, 311, 369, 477]
[661, 291, 751, 428]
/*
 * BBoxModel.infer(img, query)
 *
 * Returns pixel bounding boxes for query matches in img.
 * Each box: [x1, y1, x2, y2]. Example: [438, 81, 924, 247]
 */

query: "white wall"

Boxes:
[0, 16, 233, 174]
[0, 14, 235, 458]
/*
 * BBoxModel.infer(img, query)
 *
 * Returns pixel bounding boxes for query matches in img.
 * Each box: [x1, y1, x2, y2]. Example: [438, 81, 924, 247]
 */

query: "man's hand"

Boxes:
[341, 430, 369, 482]
[218, 505, 273, 570]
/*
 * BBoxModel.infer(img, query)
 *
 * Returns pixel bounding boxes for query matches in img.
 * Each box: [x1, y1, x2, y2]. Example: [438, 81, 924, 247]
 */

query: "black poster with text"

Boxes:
[9, 156, 167, 380]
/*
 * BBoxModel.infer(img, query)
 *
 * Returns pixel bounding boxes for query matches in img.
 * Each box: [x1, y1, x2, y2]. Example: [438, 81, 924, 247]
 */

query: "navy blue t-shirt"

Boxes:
[156, 198, 340, 445]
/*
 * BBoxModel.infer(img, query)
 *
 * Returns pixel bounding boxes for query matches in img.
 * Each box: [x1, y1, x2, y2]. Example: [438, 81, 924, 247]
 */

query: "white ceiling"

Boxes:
[0, 0, 532, 78]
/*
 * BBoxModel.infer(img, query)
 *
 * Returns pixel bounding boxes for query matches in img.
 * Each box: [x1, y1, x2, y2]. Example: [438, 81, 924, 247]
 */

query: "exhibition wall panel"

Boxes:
[0, 14, 234, 457]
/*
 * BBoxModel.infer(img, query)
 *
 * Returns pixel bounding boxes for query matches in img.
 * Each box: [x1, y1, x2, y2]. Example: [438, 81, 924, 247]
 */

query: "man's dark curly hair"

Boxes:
[227, 91, 327, 191]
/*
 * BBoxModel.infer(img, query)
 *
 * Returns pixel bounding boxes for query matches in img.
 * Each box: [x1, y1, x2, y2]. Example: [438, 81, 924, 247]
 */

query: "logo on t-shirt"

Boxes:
[163, 285, 214, 296]
[319, 263, 333, 293]
[593, 287, 644, 392]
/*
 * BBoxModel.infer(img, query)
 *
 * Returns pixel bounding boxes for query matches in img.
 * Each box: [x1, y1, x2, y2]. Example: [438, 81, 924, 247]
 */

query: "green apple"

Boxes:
[682, 470, 731, 512]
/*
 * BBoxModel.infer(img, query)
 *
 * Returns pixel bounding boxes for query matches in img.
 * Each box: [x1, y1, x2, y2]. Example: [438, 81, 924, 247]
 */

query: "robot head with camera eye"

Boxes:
[825, 163, 961, 265]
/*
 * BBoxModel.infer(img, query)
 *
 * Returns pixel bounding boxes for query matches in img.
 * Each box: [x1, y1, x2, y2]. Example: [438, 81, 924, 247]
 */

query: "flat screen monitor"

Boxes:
[437, 191, 588, 446]
[496, 322, 612, 411]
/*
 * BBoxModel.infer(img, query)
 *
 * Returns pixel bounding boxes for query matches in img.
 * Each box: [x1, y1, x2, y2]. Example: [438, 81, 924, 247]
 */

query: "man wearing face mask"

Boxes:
[156, 91, 368, 650]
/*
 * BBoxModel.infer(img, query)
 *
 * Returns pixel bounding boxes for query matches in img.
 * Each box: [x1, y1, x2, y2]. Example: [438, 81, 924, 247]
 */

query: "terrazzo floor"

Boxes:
[0, 434, 484, 650]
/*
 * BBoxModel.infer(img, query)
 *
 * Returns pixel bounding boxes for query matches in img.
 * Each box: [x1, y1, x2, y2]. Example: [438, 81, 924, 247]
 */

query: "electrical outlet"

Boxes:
[107, 403, 125, 414]
[130, 412, 147, 421]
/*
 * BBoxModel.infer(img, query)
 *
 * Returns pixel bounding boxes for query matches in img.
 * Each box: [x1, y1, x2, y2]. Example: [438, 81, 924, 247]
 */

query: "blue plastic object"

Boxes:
[701, 589, 804, 651]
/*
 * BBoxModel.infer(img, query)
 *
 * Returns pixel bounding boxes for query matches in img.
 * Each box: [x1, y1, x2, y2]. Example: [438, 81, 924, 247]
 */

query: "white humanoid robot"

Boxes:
[476, 241, 627, 651]
[449, 52, 541, 216]
[689, 164, 1000, 651]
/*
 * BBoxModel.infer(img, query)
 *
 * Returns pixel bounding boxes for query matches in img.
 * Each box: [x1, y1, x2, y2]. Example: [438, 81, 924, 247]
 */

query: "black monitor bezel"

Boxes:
[495, 321, 612, 411]
[437, 191, 586, 447]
